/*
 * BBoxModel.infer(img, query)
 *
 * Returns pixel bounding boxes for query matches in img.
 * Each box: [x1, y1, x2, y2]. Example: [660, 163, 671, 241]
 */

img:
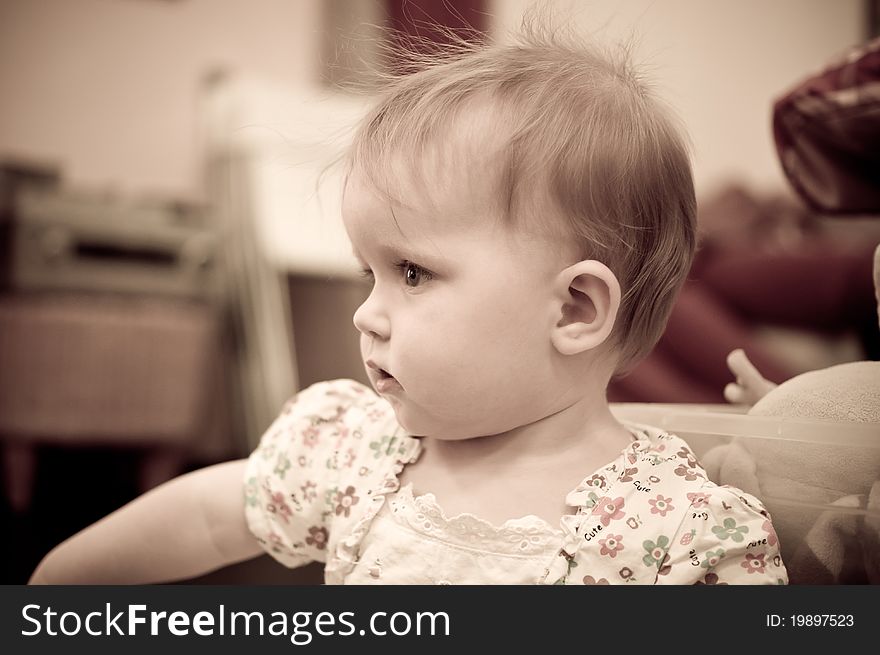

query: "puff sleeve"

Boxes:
[655, 484, 789, 585]
[242, 379, 377, 569]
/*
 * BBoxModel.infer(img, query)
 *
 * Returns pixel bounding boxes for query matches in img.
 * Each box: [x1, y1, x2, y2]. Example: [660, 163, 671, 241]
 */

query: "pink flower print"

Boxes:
[343, 447, 356, 468]
[268, 532, 285, 553]
[648, 494, 674, 517]
[619, 467, 638, 483]
[674, 464, 699, 481]
[300, 480, 317, 503]
[762, 519, 778, 547]
[297, 455, 309, 468]
[694, 572, 727, 585]
[305, 526, 329, 550]
[592, 497, 626, 526]
[358, 466, 371, 477]
[582, 576, 609, 585]
[302, 425, 320, 449]
[677, 446, 697, 467]
[266, 491, 292, 523]
[332, 424, 351, 449]
[657, 553, 672, 576]
[585, 474, 606, 489]
[619, 567, 634, 581]
[742, 553, 766, 575]
[598, 534, 624, 558]
[332, 486, 360, 518]
[687, 492, 710, 508]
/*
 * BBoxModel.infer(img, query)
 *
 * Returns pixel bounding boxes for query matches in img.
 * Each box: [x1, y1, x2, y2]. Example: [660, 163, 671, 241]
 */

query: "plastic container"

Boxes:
[610, 403, 880, 584]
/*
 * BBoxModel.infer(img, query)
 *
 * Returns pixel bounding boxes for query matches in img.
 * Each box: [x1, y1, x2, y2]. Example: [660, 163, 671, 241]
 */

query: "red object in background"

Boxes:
[773, 37, 880, 215]
[386, 0, 487, 61]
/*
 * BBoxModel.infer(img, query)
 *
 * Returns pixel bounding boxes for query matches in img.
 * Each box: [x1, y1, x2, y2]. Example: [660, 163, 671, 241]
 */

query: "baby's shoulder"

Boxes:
[618, 422, 708, 486]
[278, 378, 379, 419]
[628, 423, 771, 516]
[279, 378, 394, 428]
[253, 379, 407, 462]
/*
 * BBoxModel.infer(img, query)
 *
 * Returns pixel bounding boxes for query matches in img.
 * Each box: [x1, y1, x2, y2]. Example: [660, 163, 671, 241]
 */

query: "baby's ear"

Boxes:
[550, 260, 621, 356]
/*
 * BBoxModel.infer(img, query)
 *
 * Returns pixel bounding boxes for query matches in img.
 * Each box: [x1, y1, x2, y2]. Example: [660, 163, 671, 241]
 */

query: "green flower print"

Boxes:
[273, 454, 291, 479]
[259, 442, 277, 460]
[369, 435, 400, 459]
[711, 518, 749, 543]
[701, 548, 726, 569]
[324, 486, 338, 508]
[583, 491, 601, 510]
[642, 536, 670, 568]
[244, 476, 259, 507]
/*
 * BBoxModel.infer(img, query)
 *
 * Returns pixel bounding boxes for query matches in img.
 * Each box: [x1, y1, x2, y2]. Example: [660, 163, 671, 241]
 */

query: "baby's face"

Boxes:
[342, 167, 576, 440]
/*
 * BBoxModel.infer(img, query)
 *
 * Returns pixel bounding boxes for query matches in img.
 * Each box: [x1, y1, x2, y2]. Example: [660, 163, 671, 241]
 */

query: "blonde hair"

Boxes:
[346, 19, 696, 373]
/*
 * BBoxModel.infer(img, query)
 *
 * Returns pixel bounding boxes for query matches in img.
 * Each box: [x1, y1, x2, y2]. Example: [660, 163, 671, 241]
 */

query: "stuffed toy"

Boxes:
[701, 244, 880, 584]
[701, 36, 880, 585]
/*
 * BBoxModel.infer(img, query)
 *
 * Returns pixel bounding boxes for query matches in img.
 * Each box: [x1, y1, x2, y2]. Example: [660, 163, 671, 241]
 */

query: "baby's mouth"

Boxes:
[369, 363, 401, 392]
[366, 360, 399, 388]
[377, 368, 395, 381]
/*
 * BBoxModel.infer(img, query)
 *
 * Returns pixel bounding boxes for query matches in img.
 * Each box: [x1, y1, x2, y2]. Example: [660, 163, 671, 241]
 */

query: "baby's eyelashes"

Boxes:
[395, 260, 433, 288]
[357, 261, 434, 289]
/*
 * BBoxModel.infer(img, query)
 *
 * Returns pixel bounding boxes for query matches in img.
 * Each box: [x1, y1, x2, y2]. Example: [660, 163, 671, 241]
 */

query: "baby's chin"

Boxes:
[388, 405, 469, 440]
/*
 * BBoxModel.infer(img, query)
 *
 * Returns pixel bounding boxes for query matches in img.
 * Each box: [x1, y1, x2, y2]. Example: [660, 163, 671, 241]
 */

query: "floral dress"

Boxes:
[243, 379, 788, 585]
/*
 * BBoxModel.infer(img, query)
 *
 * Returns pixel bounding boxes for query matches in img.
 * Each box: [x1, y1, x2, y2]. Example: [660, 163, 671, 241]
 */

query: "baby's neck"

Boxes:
[399, 392, 634, 527]
[420, 393, 632, 476]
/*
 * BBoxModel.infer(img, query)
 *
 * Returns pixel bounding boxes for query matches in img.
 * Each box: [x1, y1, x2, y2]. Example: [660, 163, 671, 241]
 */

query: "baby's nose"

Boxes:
[353, 293, 390, 340]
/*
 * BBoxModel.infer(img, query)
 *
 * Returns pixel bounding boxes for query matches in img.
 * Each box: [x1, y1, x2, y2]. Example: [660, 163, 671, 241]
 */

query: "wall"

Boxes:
[0, 0, 323, 201]
[0, 0, 866, 203]
[491, 0, 866, 196]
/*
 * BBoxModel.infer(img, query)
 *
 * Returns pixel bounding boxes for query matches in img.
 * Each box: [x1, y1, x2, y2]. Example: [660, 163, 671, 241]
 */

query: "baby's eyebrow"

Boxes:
[352, 241, 441, 268]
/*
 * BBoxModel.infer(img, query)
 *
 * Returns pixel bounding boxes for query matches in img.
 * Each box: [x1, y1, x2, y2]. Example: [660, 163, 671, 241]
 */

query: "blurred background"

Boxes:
[1, 0, 878, 584]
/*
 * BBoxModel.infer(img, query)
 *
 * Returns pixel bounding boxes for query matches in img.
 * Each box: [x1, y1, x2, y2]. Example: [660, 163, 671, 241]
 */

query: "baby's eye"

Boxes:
[358, 267, 374, 282]
[397, 260, 432, 287]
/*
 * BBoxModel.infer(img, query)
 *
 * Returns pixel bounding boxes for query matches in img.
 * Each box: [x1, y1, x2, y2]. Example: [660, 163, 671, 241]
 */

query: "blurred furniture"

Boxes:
[0, 293, 233, 511]
[0, 164, 235, 513]
[199, 71, 369, 448]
